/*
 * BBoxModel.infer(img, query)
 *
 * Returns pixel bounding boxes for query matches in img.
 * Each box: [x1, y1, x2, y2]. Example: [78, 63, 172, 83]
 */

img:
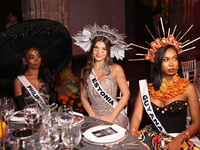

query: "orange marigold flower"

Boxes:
[64, 96, 69, 101]
[80, 109, 85, 112]
[62, 101, 67, 105]
[67, 92, 73, 97]
[71, 95, 77, 99]
[60, 96, 66, 100]
[77, 103, 82, 107]
[70, 100, 74, 105]
[75, 108, 79, 111]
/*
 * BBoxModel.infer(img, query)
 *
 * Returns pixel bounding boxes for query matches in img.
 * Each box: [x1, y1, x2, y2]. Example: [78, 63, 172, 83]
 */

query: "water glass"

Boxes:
[39, 124, 59, 150]
[58, 105, 74, 126]
[12, 138, 35, 150]
[0, 97, 15, 122]
[42, 109, 58, 128]
[24, 103, 40, 134]
[61, 124, 82, 150]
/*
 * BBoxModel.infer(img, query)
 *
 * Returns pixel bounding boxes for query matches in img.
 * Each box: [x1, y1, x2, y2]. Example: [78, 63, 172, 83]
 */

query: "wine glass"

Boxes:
[39, 123, 59, 150]
[0, 97, 15, 122]
[24, 103, 40, 135]
[42, 109, 58, 128]
[12, 138, 35, 150]
[58, 105, 74, 126]
[61, 124, 82, 150]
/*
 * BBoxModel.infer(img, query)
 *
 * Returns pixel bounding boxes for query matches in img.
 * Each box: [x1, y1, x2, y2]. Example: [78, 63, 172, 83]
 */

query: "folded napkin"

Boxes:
[73, 111, 84, 116]
[83, 124, 126, 143]
[10, 111, 25, 122]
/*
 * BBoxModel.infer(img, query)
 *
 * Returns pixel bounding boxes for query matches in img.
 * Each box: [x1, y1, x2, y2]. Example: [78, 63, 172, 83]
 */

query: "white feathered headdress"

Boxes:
[73, 24, 131, 60]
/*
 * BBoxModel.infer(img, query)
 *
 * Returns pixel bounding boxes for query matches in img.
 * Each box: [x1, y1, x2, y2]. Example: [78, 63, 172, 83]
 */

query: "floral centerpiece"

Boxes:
[59, 92, 86, 114]
[55, 59, 86, 114]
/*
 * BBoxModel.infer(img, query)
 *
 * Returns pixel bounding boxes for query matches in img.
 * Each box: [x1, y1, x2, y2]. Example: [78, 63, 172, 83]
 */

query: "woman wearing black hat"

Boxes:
[13, 47, 58, 110]
[0, 19, 73, 110]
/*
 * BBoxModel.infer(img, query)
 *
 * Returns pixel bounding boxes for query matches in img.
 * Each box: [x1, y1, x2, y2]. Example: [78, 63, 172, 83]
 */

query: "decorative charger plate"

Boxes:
[82, 124, 127, 145]
[12, 127, 38, 138]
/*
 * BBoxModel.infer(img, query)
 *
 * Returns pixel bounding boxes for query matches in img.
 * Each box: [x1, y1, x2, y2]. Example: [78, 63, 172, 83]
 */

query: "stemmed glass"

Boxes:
[24, 103, 40, 135]
[58, 105, 74, 126]
[42, 109, 58, 128]
[0, 97, 14, 149]
[61, 124, 82, 150]
[39, 123, 60, 150]
[0, 97, 15, 122]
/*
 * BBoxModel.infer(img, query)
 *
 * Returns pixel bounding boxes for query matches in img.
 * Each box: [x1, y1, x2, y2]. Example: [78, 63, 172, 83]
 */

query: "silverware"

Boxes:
[104, 141, 140, 150]
[81, 122, 105, 132]
[81, 119, 101, 127]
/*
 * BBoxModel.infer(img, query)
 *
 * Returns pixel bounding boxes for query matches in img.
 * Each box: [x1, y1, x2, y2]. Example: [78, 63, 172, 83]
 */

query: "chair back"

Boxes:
[181, 59, 197, 127]
[181, 59, 196, 83]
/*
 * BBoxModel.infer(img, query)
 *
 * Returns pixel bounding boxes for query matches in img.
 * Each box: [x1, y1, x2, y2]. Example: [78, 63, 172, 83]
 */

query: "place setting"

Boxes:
[80, 123, 143, 150]
[2, 102, 145, 150]
[6, 102, 86, 150]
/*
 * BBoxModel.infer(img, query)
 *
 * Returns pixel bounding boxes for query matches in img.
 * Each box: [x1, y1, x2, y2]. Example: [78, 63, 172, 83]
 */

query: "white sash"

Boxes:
[139, 79, 167, 134]
[17, 75, 47, 109]
[89, 69, 127, 118]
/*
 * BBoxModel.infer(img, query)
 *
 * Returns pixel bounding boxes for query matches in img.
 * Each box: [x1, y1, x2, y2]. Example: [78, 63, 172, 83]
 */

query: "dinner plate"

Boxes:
[82, 124, 127, 144]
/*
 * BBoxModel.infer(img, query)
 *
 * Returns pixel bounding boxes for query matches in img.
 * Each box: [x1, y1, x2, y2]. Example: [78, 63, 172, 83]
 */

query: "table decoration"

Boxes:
[59, 92, 86, 114]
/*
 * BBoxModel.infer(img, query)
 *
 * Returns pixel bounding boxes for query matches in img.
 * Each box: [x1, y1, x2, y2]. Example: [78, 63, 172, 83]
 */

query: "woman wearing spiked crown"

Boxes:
[73, 25, 130, 128]
[130, 19, 200, 149]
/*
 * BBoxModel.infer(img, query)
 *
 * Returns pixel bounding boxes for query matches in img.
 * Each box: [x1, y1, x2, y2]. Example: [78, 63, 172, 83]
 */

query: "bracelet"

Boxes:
[181, 131, 190, 141]
[130, 128, 139, 138]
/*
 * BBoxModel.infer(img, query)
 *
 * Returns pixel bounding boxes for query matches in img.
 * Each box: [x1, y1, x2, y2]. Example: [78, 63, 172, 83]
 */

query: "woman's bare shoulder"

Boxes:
[110, 63, 123, 71]
[185, 82, 198, 99]
[14, 77, 22, 88]
[14, 77, 20, 83]
[186, 82, 196, 91]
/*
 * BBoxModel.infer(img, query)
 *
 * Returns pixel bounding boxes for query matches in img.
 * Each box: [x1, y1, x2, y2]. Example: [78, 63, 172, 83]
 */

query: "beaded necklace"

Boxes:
[148, 73, 190, 101]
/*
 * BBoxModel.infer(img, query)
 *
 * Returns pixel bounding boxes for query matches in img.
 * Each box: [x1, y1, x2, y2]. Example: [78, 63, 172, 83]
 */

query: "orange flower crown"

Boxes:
[129, 18, 200, 62]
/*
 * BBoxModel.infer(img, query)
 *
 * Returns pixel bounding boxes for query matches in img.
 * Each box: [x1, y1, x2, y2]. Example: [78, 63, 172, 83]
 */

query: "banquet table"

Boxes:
[7, 115, 146, 150]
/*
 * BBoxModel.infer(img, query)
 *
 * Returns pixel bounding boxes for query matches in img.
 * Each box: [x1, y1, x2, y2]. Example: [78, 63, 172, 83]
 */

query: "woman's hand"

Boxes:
[98, 115, 114, 123]
[89, 114, 101, 120]
[164, 135, 183, 150]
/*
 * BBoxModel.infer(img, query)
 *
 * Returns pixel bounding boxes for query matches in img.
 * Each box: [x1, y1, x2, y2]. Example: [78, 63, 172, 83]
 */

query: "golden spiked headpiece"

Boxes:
[129, 18, 200, 62]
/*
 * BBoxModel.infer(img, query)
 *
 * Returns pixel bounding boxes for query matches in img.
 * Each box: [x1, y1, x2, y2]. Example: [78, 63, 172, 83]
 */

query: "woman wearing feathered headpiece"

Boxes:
[73, 25, 131, 128]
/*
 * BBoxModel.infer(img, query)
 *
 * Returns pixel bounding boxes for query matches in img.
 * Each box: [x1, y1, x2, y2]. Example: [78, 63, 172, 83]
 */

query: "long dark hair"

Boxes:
[81, 36, 113, 88]
[20, 47, 56, 89]
[149, 45, 183, 90]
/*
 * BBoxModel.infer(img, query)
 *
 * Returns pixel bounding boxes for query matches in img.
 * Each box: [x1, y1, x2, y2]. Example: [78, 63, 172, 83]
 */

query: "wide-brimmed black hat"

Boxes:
[0, 19, 72, 87]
